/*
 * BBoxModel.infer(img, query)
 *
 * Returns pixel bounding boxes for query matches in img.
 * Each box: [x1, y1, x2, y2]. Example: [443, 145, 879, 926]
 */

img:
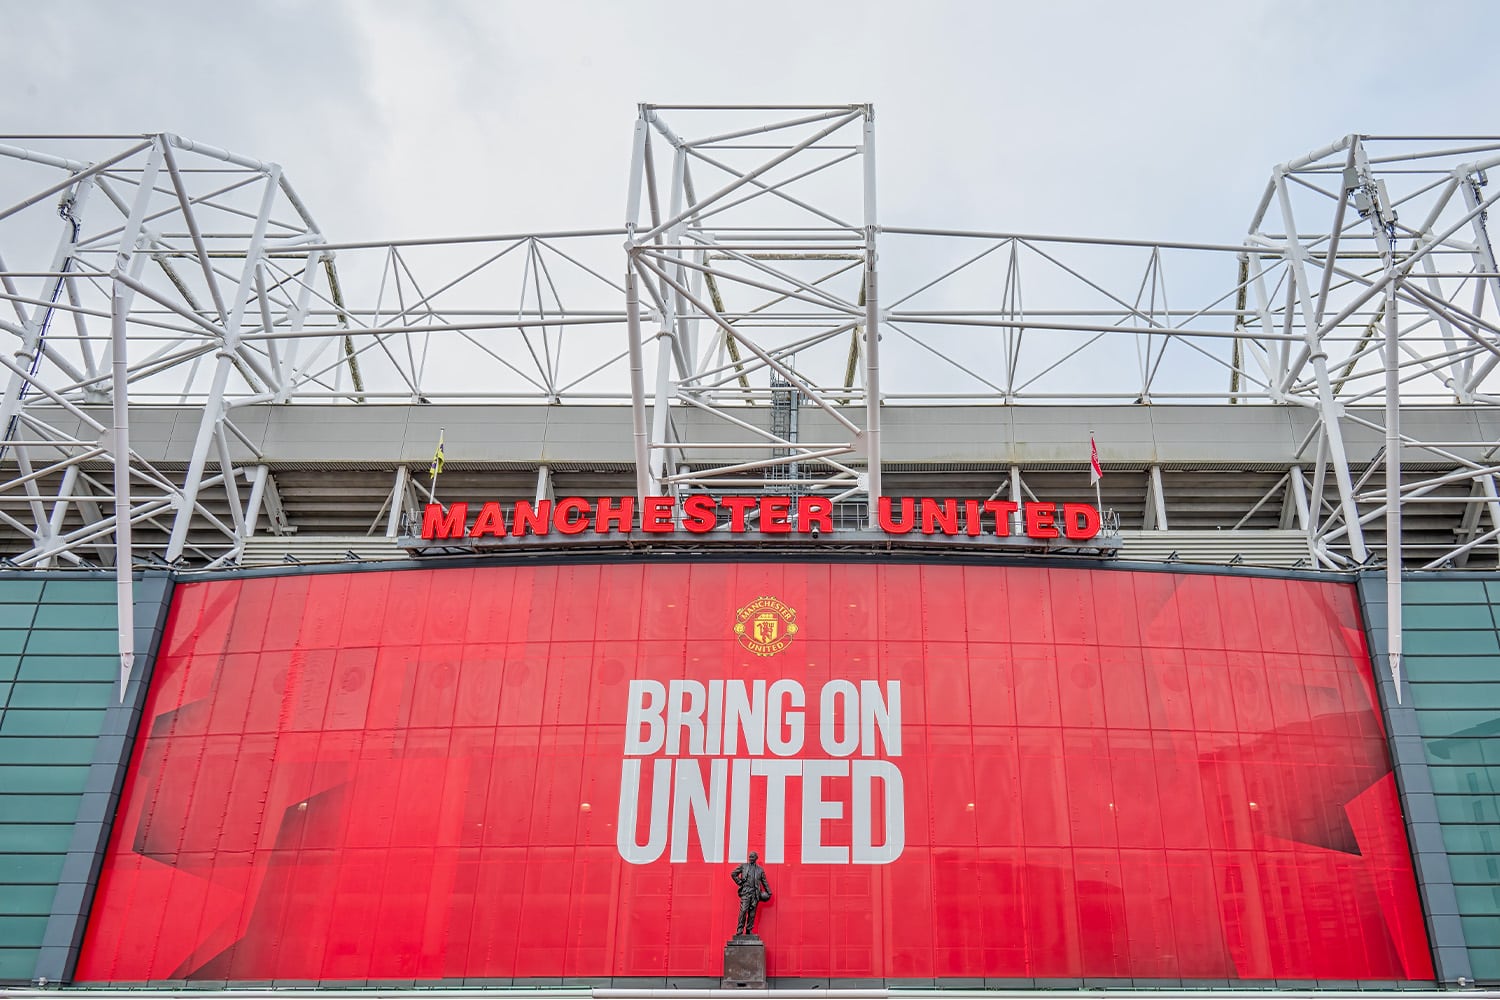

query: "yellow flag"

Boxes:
[429, 429, 445, 480]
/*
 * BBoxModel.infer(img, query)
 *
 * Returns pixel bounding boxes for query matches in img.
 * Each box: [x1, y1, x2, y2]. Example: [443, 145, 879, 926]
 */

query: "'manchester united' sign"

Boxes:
[421, 495, 1102, 540]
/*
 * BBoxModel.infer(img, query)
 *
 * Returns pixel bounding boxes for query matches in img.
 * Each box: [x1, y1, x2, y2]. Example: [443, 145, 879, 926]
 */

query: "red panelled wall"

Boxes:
[74, 563, 1433, 982]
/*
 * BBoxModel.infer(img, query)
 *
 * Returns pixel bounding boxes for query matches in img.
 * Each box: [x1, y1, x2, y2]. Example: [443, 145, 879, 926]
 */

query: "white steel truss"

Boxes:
[0, 133, 351, 573]
[0, 116, 1498, 581]
[623, 105, 880, 521]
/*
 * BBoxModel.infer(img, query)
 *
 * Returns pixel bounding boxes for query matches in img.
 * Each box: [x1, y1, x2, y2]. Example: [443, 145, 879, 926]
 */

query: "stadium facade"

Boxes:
[1, 108, 1500, 995]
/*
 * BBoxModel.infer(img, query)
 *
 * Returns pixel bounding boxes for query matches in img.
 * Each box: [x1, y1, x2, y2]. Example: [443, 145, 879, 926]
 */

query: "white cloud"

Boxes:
[5, 0, 1493, 245]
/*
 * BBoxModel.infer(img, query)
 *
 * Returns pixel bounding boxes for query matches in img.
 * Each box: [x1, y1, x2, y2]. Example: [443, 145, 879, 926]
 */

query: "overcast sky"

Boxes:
[3, 1, 1497, 406]
[6, 0, 1497, 247]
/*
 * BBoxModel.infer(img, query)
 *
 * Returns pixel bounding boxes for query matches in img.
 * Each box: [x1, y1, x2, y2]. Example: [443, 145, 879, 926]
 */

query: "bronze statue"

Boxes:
[730, 851, 772, 936]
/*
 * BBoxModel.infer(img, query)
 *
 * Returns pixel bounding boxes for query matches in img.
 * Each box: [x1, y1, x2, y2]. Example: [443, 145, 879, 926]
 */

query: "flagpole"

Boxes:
[1090, 429, 1103, 511]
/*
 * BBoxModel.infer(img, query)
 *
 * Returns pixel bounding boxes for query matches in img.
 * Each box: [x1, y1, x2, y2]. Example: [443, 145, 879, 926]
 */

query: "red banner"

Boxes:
[75, 563, 1433, 982]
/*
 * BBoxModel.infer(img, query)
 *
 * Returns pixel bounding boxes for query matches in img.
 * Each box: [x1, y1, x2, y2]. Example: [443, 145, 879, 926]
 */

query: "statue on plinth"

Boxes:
[730, 851, 772, 936]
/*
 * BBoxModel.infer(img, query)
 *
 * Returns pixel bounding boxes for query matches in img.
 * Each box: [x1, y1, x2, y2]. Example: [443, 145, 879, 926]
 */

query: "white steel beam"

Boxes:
[165, 163, 281, 561]
[862, 109, 882, 527]
[1144, 466, 1169, 531]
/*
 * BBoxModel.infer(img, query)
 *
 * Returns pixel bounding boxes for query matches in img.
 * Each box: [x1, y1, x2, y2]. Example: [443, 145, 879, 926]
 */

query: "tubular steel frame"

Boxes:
[3, 113, 1500, 688]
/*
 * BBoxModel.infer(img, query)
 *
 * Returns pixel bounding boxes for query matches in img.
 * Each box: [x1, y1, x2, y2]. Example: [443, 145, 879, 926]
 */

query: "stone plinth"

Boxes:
[722, 934, 766, 988]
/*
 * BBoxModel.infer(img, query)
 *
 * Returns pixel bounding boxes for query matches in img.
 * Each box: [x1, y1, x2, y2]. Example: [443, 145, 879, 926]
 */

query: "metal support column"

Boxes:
[110, 276, 133, 695]
[1385, 275, 1403, 699]
[625, 267, 652, 503]
[862, 109, 882, 527]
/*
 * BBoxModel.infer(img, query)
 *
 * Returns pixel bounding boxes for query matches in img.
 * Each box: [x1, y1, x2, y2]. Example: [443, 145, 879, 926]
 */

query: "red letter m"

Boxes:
[421, 502, 469, 539]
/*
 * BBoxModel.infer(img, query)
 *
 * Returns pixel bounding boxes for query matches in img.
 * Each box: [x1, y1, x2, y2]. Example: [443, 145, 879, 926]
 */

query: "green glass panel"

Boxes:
[1414, 683, 1500, 710]
[0, 946, 38, 981]
[0, 796, 82, 824]
[16, 655, 118, 682]
[1451, 853, 1500, 884]
[1406, 630, 1500, 656]
[7, 682, 112, 710]
[1471, 947, 1500, 982]
[1405, 579, 1492, 604]
[0, 738, 97, 766]
[39, 580, 114, 604]
[1467, 917, 1500, 948]
[1431, 765, 1500, 794]
[0, 606, 35, 630]
[0, 709, 104, 737]
[31, 604, 115, 631]
[0, 658, 15, 683]
[0, 824, 74, 854]
[0, 854, 64, 884]
[0, 765, 89, 795]
[0, 683, 9, 708]
[1406, 603, 1498, 629]
[0, 885, 54, 916]
[0, 916, 46, 948]
[0, 580, 43, 603]
[1444, 824, 1500, 853]
[1406, 655, 1500, 683]
[0, 633, 26, 656]
[1417, 708, 1500, 738]
[1457, 884, 1500, 915]
[21, 630, 117, 656]
[1425, 736, 1500, 766]
[1437, 793, 1500, 824]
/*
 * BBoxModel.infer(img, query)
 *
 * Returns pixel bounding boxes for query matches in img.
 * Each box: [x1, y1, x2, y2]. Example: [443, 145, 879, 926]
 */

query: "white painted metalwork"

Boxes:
[0, 116, 1498, 598]
[622, 105, 877, 523]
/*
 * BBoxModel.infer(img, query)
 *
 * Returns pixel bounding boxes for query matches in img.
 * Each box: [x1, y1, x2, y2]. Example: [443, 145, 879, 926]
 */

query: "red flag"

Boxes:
[1090, 435, 1103, 485]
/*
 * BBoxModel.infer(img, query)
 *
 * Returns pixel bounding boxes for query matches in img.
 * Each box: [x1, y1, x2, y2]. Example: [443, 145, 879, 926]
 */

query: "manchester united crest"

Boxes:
[733, 596, 799, 657]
